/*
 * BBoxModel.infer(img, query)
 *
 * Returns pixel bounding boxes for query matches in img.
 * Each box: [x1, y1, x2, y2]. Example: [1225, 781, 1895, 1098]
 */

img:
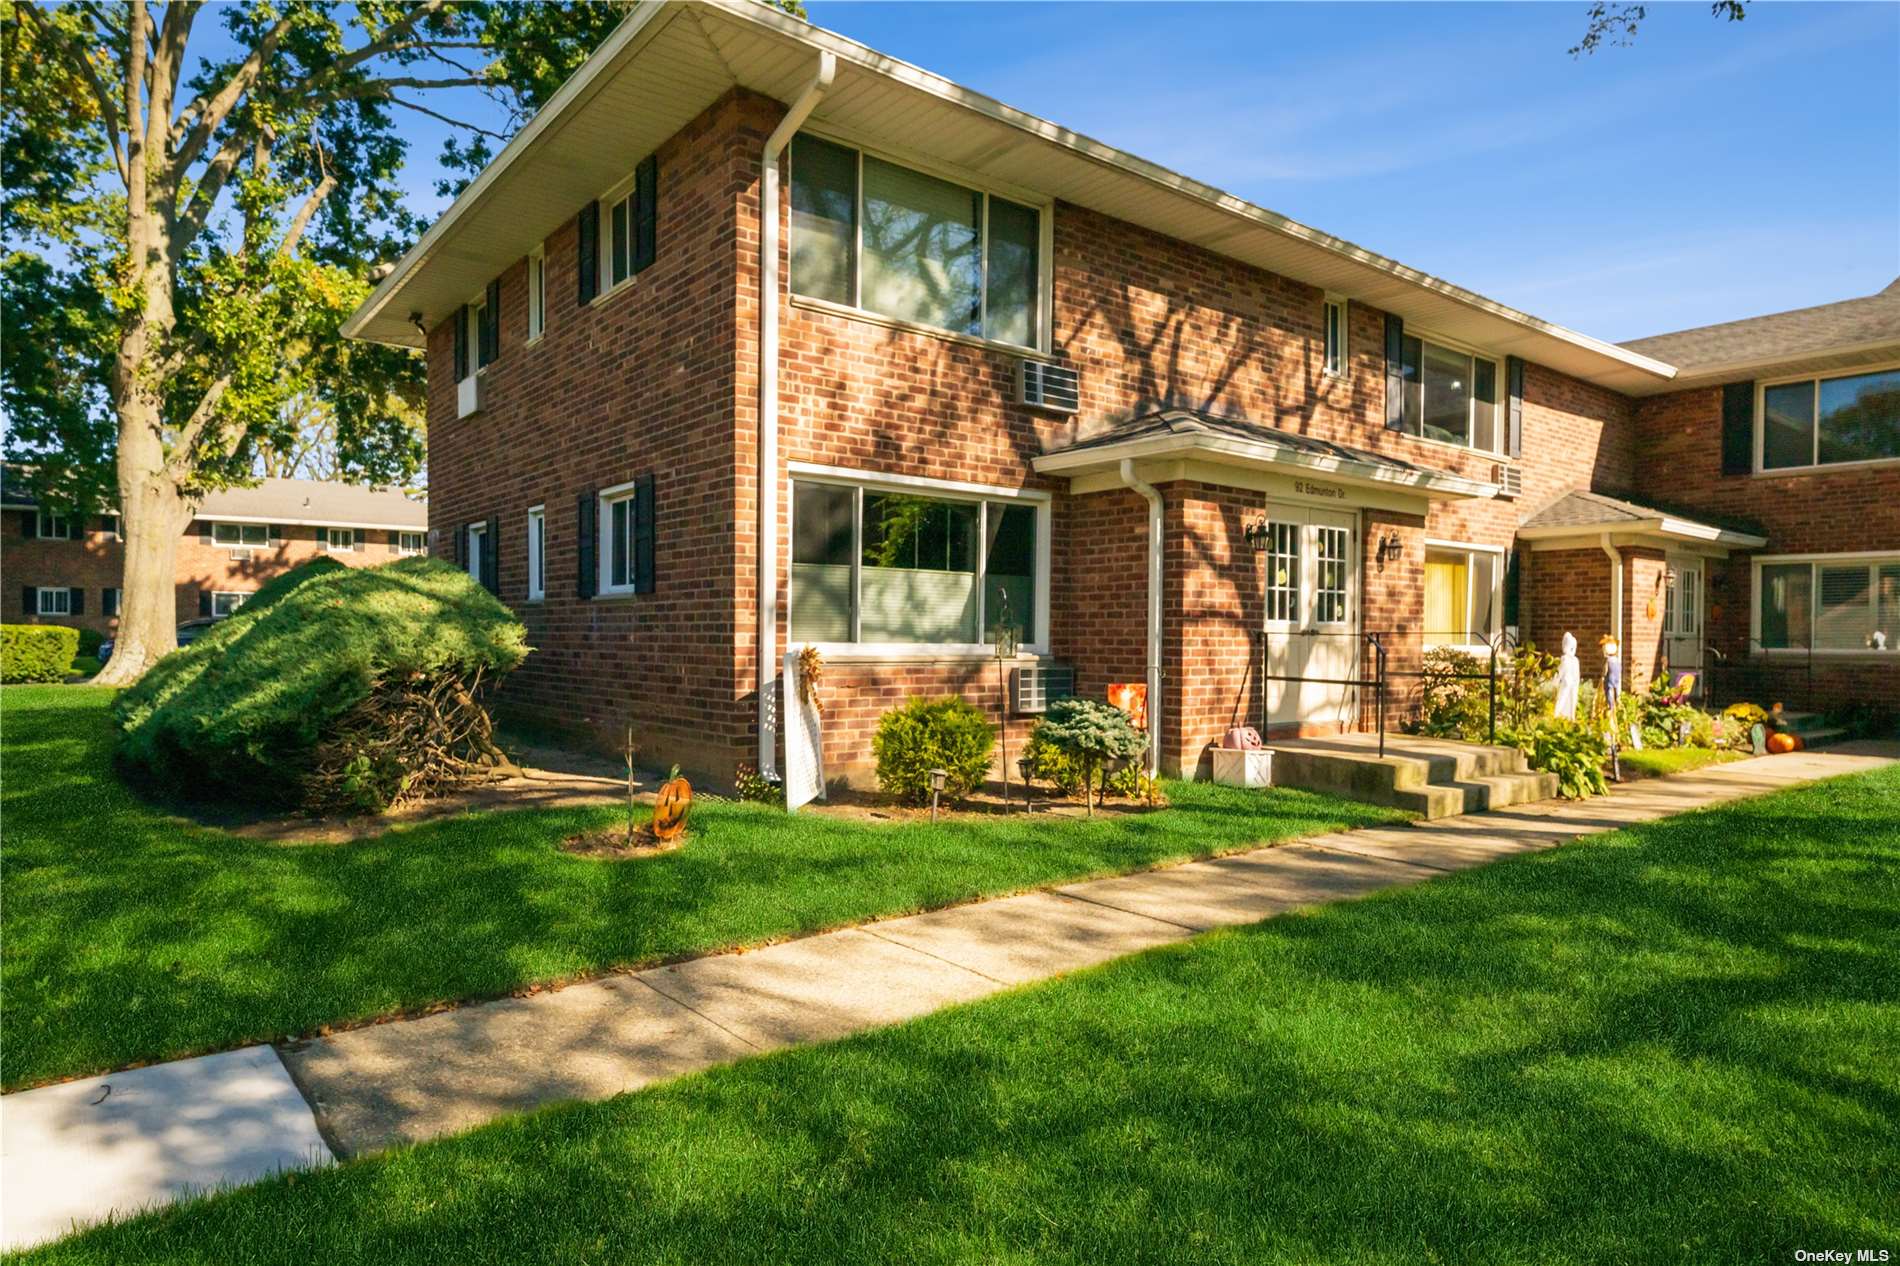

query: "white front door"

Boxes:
[1262, 504, 1360, 729]
[1664, 555, 1703, 684]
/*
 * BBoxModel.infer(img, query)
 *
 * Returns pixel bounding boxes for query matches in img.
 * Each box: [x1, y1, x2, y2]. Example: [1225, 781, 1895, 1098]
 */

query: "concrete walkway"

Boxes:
[4, 747, 1890, 1250]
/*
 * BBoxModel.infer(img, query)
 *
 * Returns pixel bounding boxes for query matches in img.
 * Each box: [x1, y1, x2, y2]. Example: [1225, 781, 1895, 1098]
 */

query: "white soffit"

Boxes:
[346, 1, 1679, 396]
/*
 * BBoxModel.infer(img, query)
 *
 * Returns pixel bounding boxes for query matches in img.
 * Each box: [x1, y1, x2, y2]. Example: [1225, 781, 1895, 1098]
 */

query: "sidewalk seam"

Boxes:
[628, 975, 764, 1053]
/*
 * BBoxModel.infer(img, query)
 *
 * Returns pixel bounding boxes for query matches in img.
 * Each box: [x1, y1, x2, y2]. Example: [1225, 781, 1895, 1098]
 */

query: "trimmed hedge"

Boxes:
[114, 557, 529, 811]
[2, 625, 80, 683]
[872, 695, 995, 805]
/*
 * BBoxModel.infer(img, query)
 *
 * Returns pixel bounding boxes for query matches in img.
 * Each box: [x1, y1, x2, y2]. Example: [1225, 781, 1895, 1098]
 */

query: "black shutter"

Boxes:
[483, 515, 500, 595]
[21, 512, 35, 539]
[200, 520, 213, 544]
[1383, 314, 1405, 431]
[22, 585, 35, 613]
[1504, 550, 1521, 628]
[633, 472, 656, 594]
[70, 587, 84, 615]
[270, 524, 286, 544]
[452, 522, 464, 568]
[199, 589, 212, 617]
[576, 492, 598, 599]
[632, 155, 658, 275]
[104, 588, 119, 617]
[483, 278, 502, 365]
[1506, 356, 1526, 459]
[453, 305, 469, 380]
[577, 202, 600, 305]
[1721, 380, 1754, 476]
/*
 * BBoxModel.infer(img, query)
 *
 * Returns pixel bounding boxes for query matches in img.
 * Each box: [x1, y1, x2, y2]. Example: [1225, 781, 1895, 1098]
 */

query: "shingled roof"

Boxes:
[1519, 489, 1765, 547]
[1620, 278, 1900, 380]
[1, 466, 425, 529]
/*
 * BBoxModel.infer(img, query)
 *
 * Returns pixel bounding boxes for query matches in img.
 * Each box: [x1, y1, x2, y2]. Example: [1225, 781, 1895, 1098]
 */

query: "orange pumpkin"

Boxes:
[651, 776, 693, 841]
[1765, 732, 1797, 755]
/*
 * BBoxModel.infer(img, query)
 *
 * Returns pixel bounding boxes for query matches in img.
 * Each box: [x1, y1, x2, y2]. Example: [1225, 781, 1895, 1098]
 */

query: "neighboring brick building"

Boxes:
[3, 469, 428, 639]
[342, 2, 1898, 785]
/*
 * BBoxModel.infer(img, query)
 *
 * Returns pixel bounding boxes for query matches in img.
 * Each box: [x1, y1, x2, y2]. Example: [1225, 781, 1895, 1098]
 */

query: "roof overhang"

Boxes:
[193, 511, 427, 531]
[1631, 338, 1900, 396]
[344, 1, 1680, 396]
[1033, 430, 1497, 503]
[1518, 517, 1767, 553]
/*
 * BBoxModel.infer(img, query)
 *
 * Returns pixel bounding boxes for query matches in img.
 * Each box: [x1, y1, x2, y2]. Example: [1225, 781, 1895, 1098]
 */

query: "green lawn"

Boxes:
[1618, 745, 1746, 778]
[0, 685, 1400, 1090]
[18, 763, 1897, 1263]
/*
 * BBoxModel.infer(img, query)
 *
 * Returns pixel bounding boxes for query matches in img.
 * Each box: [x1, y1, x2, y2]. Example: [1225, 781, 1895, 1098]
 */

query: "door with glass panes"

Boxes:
[1664, 555, 1703, 682]
[1260, 504, 1359, 728]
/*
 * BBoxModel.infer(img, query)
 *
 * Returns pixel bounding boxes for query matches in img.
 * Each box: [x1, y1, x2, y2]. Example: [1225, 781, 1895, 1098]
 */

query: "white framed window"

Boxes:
[597, 154, 657, 295]
[1754, 553, 1900, 653]
[526, 249, 546, 341]
[789, 132, 1050, 352]
[397, 531, 426, 555]
[1263, 521, 1302, 624]
[597, 481, 643, 596]
[210, 591, 249, 619]
[465, 522, 488, 581]
[36, 587, 72, 616]
[1395, 332, 1502, 454]
[1323, 294, 1347, 378]
[212, 522, 269, 547]
[526, 505, 545, 601]
[35, 512, 76, 540]
[1423, 542, 1502, 648]
[324, 527, 358, 553]
[788, 467, 1051, 655]
[1757, 364, 1900, 473]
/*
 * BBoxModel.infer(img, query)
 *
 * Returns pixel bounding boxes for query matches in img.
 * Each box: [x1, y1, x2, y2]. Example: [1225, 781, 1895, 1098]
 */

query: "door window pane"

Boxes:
[1419, 341, 1473, 445]
[983, 502, 1037, 644]
[1815, 565, 1872, 650]
[860, 156, 981, 336]
[1758, 563, 1811, 649]
[789, 134, 857, 306]
[1313, 526, 1350, 625]
[791, 482, 855, 643]
[1681, 568, 1700, 636]
[984, 197, 1039, 348]
[860, 493, 979, 643]
[1817, 368, 1900, 465]
[1264, 521, 1301, 623]
[1762, 381, 1814, 469]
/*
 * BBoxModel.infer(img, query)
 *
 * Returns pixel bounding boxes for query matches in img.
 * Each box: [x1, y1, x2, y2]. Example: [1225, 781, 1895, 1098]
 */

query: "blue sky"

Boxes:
[226, 2, 1900, 344]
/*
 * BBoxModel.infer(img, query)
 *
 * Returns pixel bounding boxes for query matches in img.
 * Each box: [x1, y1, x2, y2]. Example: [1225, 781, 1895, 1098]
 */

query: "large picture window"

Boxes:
[212, 522, 268, 547]
[1397, 336, 1500, 453]
[1757, 555, 1900, 652]
[1424, 545, 1500, 647]
[790, 476, 1045, 650]
[1760, 367, 1900, 471]
[790, 134, 1044, 350]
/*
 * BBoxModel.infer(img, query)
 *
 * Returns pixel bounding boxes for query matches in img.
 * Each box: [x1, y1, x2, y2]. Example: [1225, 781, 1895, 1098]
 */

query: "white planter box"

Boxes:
[1210, 748, 1273, 788]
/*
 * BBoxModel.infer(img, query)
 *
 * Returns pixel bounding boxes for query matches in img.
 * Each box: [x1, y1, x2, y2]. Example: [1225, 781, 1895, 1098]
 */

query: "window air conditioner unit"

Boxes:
[456, 374, 483, 419]
[229, 548, 254, 562]
[1011, 664, 1075, 715]
[1017, 359, 1080, 414]
[1492, 463, 1522, 499]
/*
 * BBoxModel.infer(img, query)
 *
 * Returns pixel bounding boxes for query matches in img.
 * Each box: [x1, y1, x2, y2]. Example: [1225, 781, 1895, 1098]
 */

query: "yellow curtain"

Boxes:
[1424, 554, 1466, 641]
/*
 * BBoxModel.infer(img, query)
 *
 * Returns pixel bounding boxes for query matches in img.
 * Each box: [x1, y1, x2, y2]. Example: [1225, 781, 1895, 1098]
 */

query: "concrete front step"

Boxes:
[1772, 712, 1849, 747]
[1265, 734, 1557, 819]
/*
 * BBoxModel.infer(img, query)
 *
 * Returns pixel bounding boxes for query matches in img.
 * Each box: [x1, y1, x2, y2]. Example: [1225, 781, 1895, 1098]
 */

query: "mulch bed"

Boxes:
[560, 826, 685, 860]
[799, 783, 1163, 825]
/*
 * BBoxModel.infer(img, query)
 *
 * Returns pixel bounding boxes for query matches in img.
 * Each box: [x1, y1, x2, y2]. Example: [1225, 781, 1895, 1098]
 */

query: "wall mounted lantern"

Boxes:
[1375, 534, 1403, 571]
[1243, 518, 1270, 552]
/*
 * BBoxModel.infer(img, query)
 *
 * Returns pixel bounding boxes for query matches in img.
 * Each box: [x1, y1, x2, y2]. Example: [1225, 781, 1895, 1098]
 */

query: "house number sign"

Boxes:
[1294, 480, 1346, 500]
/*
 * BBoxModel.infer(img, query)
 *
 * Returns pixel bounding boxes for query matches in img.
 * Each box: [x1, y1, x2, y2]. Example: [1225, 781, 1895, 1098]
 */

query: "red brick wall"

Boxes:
[1621, 547, 1669, 692]
[1363, 509, 1427, 730]
[1523, 548, 1613, 684]
[4, 510, 406, 637]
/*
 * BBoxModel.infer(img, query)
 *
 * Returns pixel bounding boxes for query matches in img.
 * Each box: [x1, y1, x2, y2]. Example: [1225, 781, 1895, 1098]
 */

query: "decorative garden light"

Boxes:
[1017, 755, 1035, 813]
[928, 767, 949, 822]
[991, 591, 1017, 811]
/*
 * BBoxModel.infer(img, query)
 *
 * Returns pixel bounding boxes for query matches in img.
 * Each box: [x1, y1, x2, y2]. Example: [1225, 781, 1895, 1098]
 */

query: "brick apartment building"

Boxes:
[342, 1, 1898, 784]
[4, 470, 428, 638]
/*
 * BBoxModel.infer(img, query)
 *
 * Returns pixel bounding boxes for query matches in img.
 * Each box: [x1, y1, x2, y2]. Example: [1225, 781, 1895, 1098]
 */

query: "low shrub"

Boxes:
[1504, 717, 1609, 800]
[1636, 676, 1700, 748]
[1022, 722, 1140, 799]
[733, 762, 785, 806]
[1034, 698, 1149, 814]
[75, 627, 104, 659]
[1, 625, 80, 683]
[1417, 647, 1488, 739]
[114, 557, 529, 814]
[1720, 701, 1768, 749]
[872, 695, 995, 805]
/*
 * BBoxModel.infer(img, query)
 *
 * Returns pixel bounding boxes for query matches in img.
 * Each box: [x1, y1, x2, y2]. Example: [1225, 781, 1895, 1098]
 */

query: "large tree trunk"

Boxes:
[95, 456, 188, 685]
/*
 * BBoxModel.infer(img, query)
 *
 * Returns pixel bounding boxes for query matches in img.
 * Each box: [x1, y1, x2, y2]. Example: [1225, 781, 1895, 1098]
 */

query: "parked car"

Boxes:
[97, 618, 219, 665]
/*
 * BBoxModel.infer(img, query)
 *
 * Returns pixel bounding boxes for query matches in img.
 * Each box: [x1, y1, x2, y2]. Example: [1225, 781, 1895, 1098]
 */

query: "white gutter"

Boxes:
[757, 51, 836, 778]
[1120, 459, 1164, 778]
[1600, 533, 1623, 651]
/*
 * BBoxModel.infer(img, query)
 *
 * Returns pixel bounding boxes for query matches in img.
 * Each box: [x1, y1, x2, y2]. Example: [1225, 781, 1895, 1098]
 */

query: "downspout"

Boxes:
[1599, 533, 1623, 649]
[1120, 459, 1164, 777]
[757, 51, 835, 777]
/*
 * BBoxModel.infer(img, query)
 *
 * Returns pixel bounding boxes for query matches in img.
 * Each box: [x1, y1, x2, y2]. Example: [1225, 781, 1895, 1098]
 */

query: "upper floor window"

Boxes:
[36, 586, 73, 616]
[324, 527, 359, 553]
[1759, 367, 1900, 471]
[527, 250, 546, 341]
[1396, 334, 1500, 453]
[790, 134, 1044, 350]
[453, 280, 500, 382]
[397, 531, 426, 555]
[212, 522, 268, 547]
[600, 154, 657, 293]
[35, 511, 77, 540]
[1323, 295, 1347, 377]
